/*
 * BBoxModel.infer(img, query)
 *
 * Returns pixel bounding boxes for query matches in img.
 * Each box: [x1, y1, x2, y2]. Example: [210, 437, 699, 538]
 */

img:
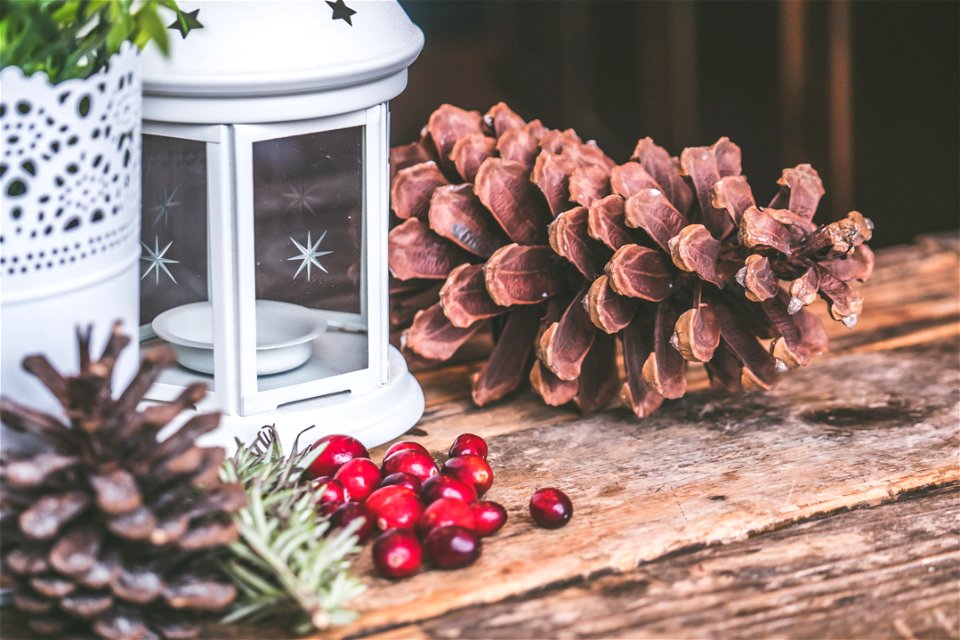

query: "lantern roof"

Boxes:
[142, 0, 423, 98]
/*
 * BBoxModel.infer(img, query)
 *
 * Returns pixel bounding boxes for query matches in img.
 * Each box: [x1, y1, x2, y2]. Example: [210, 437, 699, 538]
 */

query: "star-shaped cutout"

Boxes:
[288, 230, 333, 282]
[149, 186, 181, 227]
[141, 236, 179, 285]
[326, 0, 356, 26]
[167, 8, 204, 39]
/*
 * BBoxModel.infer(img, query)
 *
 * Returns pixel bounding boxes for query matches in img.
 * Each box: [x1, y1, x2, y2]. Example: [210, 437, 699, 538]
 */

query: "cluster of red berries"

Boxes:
[304, 432, 572, 579]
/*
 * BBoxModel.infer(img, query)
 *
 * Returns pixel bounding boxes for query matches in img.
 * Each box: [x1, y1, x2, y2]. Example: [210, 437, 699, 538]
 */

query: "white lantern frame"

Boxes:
[139, 0, 424, 449]
[141, 107, 389, 415]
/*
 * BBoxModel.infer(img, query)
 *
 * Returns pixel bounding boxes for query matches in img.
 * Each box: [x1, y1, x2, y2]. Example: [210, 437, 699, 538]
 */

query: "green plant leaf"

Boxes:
[1, 0, 184, 82]
[137, 4, 169, 54]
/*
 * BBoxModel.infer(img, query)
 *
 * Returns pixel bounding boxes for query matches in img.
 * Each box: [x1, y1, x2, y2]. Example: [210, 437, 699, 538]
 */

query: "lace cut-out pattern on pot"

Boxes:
[0, 44, 141, 294]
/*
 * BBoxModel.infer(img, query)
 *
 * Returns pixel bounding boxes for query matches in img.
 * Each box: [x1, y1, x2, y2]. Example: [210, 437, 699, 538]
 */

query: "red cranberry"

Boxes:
[365, 485, 423, 531]
[381, 472, 422, 494]
[424, 525, 481, 569]
[529, 488, 573, 529]
[333, 458, 381, 502]
[418, 497, 476, 536]
[471, 501, 507, 537]
[384, 441, 430, 460]
[331, 502, 375, 544]
[372, 529, 422, 579]
[441, 455, 493, 496]
[306, 434, 369, 479]
[310, 477, 348, 516]
[448, 433, 488, 459]
[381, 450, 439, 484]
[420, 474, 478, 505]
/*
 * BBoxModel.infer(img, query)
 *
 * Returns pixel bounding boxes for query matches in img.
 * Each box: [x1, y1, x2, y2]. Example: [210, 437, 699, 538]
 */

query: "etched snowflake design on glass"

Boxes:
[149, 186, 181, 227]
[281, 180, 323, 215]
[141, 235, 179, 285]
[287, 230, 333, 282]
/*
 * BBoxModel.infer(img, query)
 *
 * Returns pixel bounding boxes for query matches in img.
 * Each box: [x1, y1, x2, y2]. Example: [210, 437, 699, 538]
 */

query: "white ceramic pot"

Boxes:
[0, 44, 142, 446]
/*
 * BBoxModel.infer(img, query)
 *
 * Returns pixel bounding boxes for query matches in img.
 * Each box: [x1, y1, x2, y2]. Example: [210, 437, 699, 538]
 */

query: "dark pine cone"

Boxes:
[0, 323, 245, 639]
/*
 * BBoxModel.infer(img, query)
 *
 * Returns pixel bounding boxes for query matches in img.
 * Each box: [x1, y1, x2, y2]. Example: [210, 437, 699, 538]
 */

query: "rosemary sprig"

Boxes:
[220, 426, 365, 635]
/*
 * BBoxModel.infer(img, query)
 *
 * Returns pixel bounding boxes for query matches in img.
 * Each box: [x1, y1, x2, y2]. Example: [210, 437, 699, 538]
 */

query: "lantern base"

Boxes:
[193, 346, 424, 452]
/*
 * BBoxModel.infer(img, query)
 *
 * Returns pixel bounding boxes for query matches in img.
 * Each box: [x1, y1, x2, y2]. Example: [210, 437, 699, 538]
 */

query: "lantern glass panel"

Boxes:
[251, 126, 368, 390]
[139, 133, 210, 332]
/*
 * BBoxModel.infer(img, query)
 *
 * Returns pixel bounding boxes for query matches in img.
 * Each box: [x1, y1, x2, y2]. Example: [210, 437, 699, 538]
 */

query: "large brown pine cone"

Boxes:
[0, 324, 244, 639]
[389, 104, 875, 416]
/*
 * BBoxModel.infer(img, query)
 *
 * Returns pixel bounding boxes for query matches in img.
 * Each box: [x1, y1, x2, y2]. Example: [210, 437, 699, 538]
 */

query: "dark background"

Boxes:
[392, 0, 959, 248]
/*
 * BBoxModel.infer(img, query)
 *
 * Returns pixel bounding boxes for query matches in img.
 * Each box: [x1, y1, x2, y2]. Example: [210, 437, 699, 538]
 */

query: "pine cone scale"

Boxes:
[586, 275, 637, 334]
[574, 333, 619, 413]
[30, 574, 76, 598]
[740, 206, 795, 254]
[406, 304, 484, 361]
[14, 590, 55, 613]
[669, 224, 724, 286]
[6, 546, 50, 575]
[90, 469, 142, 514]
[712, 298, 780, 389]
[426, 104, 483, 176]
[60, 591, 114, 619]
[21, 355, 70, 405]
[390, 141, 435, 180]
[674, 304, 721, 363]
[451, 132, 496, 182]
[475, 158, 551, 245]
[0, 397, 78, 451]
[391, 162, 449, 220]
[631, 137, 694, 213]
[679, 143, 738, 239]
[389, 218, 473, 280]
[623, 189, 687, 252]
[539, 290, 597, 382]
[49, 523, 99, 575]
[471, 307, 540, 406]
[427, 183, 509, 257]
[642, 303, 688, 400]
[548, 207, 608, 280]
[483, 244, 564, 306]
[440, 263, 508, 328]
[606, 244, 674, 301]
[769, 164, 825, 219]
[5, 453, 79, 488]
[587, 195, 633, 250]
[530, 361, 579, 406]
[710, 174, 755, 226]
[20, 490, 90, 540]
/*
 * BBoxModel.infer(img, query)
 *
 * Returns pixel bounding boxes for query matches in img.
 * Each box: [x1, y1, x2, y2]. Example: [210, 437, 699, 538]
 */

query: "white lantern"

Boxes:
[139, 0, 425, 450]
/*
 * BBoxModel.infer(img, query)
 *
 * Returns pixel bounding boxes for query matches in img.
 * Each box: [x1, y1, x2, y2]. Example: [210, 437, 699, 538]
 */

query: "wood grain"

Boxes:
[375, 484, 960, 639]
[336, 339, 959, 637]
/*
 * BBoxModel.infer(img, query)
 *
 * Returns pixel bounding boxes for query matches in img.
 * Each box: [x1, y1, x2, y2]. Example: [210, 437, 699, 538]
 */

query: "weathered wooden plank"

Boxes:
[334, 340, 959, 637]
[375, 485, 960, 639]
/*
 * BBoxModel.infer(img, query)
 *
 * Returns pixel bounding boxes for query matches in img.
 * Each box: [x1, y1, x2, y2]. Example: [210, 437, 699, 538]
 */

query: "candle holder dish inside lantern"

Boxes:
[139, 0, 425, 449]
